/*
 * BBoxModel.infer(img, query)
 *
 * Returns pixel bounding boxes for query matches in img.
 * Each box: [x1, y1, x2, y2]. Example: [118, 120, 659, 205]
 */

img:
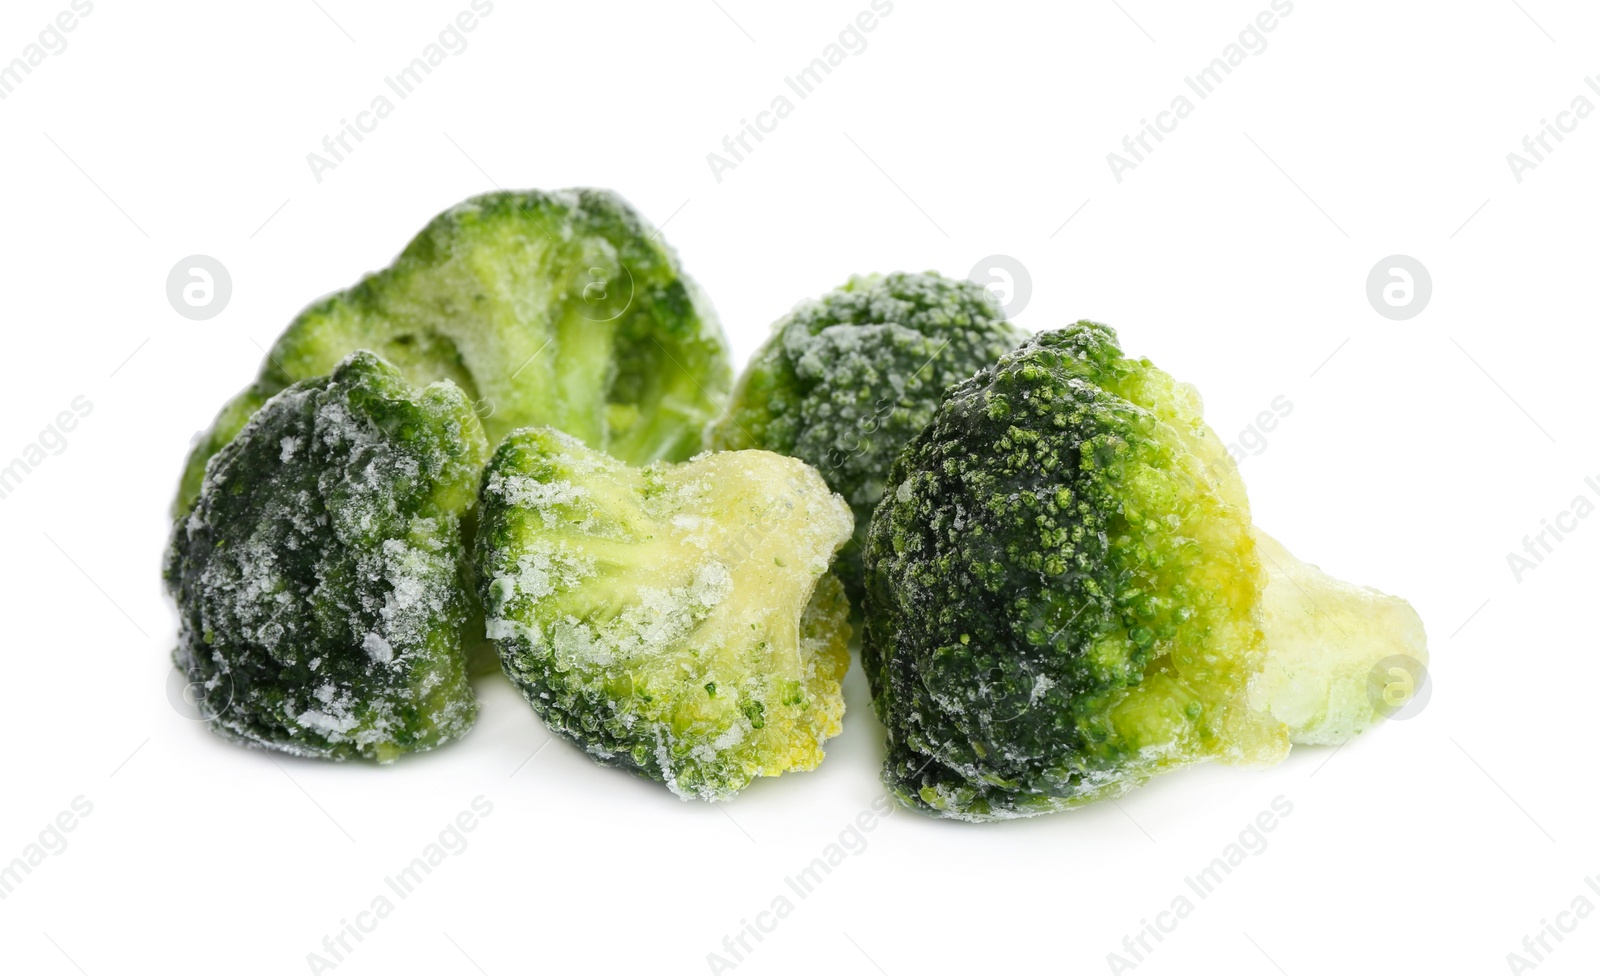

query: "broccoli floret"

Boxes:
[475, 427, 855, 800]
[706, 272, 1028, 604]
[863, 322, 1429, 821]
[175, 188, 730, 516]
[165, 352, 487, 762]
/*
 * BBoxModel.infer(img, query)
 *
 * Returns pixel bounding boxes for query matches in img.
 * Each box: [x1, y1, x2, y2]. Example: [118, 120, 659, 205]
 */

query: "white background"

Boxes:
[0, 1, 1594, 973]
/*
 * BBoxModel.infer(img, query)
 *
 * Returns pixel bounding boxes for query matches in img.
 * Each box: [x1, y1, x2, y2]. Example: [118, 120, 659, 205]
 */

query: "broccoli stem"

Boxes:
[610, 386, 707, 465]
[1251, 530, 1430, 746]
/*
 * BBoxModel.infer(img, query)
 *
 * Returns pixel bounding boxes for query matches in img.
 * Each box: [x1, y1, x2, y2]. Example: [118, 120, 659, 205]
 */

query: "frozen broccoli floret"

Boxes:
[863, 323, 1429, 821]
[706, 272, 1028, 604]
[175, 188, 730, 516]
[475, 427, 855, 800]
[165, 352, 487, 762]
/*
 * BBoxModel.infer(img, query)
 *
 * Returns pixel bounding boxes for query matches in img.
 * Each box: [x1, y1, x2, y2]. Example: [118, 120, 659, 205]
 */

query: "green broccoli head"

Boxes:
[862, 323, 1428, 821]
[175, 188, 731, 516]
[706, 271, 1028, 604]
[475, 428, 855, 801]
[165, 352, 487, 762]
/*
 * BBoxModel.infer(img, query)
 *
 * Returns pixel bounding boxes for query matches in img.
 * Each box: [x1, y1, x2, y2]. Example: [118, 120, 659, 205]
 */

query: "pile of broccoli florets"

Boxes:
[166, 188, 1428, 817]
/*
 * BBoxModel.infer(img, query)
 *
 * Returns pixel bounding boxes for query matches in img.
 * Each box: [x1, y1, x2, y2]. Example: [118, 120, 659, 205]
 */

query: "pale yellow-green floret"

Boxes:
[477, 429, 855, 800]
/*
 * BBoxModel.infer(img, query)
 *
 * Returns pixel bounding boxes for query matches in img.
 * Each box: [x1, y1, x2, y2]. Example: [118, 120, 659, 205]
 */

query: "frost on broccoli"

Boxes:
[165, 352, 487, 762]
[862, 323, 1429, 821]
[475, 428, 855, 801]
[706, 272, 1027, 604]
[175, 188, 731, 516]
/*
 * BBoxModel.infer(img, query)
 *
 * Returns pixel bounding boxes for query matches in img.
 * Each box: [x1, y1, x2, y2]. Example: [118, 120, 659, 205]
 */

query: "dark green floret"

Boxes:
[862, 323, 1287, 821]
[165, 352, 487, 762]
[707, 271, 1028, 605]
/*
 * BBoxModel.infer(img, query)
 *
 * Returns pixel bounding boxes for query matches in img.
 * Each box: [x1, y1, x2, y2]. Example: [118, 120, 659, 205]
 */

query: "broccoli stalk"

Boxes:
[1252, 530, 1429, 746]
